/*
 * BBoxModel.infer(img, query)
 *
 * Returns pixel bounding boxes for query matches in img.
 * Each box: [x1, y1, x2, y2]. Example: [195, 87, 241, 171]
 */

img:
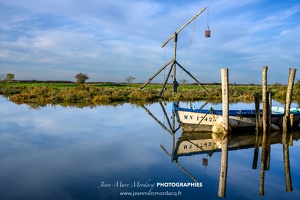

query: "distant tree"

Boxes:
[74, 73, 90, 84]
[5, 73, 15, 82]
[0, 74, 5, 81]
[179, 79, 188, 84]
[125, 76, 136, 84]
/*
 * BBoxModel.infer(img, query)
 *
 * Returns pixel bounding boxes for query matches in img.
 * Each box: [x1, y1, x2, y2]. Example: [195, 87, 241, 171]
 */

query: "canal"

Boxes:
[0, 97, 299, 200]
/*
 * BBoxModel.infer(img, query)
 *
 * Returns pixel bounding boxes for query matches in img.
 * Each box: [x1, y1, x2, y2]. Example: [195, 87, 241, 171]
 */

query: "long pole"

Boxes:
[139, 58, 174, 90]
[176, 61, 210, 94]
[141, 7, 209, 95]
[218, 68, 229, 198]
[172, 32, 178, 93]
[162, 7, 206, 48]
[160, 62, 174, 95]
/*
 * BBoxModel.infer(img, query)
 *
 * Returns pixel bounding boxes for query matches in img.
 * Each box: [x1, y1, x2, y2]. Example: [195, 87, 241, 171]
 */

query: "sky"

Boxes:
[0, 0, 299, 84]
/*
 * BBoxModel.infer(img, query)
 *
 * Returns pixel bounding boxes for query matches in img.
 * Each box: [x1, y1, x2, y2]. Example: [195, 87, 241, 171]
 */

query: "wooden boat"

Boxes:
[173, 103, 300, 132]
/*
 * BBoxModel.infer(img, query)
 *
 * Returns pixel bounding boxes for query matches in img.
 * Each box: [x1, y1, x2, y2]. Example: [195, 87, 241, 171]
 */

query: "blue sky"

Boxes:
[0, 0, 299, 84]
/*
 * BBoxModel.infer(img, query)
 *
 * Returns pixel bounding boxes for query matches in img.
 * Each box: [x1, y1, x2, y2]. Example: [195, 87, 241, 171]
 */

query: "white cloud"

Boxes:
[0, 0, 299, 83]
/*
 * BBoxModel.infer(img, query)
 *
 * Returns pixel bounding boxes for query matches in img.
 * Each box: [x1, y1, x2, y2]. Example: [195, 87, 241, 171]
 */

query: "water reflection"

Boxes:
[1, 97, 300, 200]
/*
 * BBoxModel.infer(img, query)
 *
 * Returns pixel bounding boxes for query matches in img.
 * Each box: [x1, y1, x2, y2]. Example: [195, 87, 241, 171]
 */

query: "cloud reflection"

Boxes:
[1, 97, 300, 199]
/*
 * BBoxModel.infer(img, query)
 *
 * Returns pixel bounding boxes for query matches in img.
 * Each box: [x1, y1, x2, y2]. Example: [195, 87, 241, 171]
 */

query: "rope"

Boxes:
[179, 110, 211, 141]
[184, 17, 197, 67]
[207, 6, 210, 29]
[179, 17, 198, 80]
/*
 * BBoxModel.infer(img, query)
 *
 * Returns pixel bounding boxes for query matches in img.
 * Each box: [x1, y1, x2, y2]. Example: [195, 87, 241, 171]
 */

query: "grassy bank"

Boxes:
[0, 81, 299, 107]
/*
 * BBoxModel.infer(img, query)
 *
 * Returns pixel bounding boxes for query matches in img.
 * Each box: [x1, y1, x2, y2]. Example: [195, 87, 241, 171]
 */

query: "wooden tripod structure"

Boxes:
[139, 7, 210, 95]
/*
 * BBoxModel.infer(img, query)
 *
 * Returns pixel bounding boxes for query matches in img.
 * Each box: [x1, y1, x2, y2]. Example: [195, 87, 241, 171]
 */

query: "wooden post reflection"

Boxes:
[282, 130, 293, 192]
[259, 137, 266, 195]
[283, 145, 293, 192]
[252, 93, 261, 169]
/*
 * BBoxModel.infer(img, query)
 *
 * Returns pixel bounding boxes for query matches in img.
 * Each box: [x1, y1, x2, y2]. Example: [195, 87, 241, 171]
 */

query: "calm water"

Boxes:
[0, 97, 299, 200]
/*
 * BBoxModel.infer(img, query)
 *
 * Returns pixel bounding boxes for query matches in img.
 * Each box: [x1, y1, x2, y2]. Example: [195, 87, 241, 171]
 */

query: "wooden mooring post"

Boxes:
[218, 68, 229, 198]
[283, 68, 297, 131]
[282, 68, 296, 192]
[252, 93, 261, 169]
[262, 66, 269, 138]
[254, 93, 261, 133]
[260, 66, 270, 195]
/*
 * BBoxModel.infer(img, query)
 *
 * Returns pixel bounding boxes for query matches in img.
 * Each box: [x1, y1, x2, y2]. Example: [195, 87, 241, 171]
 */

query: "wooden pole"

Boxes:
[160, 63, 174, 95]
[268, 92, 272, 131]
[139, 58, 174, 90]
[281, 68, 296, 192]
[172, 32, 178, 93]
[260, 66, 268, 195]
[141, 8, 209, 94]
[176, 61, 210, 94]
[283, 68, 297, 131]
[262, 66, 269, 136]
[266, 92, 272, 170]
[161, 7, 206, 48]
[252, 93, 260, 169]
[218, 68, 229, 198]
[254, 93, 261, 133]
[261, 68, 269, 171]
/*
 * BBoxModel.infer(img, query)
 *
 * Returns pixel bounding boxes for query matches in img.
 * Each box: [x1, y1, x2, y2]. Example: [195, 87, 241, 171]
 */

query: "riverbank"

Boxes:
[0, 81, 299, 107]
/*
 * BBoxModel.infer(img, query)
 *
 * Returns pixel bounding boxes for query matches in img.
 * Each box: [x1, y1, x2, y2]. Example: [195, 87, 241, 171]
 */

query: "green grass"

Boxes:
[0, 81, 299, 108]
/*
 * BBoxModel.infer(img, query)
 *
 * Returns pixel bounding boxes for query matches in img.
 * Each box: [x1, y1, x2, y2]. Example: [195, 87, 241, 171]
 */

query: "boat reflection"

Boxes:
[171, 131, 300, 161]
[164, 129, 300, 197]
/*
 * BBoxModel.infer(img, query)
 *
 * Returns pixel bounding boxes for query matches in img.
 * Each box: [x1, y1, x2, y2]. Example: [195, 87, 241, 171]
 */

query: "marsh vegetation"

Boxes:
[0, 81, 299, 107]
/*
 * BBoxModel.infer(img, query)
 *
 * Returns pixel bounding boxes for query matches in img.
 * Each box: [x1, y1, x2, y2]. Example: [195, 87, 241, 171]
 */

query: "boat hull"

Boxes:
[177, 110, 257, 132]
[175, 107, 300, 132]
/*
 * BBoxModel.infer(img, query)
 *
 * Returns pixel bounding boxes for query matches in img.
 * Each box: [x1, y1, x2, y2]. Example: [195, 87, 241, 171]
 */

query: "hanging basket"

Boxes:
[205, 29, 211, 38]
[202, 158, 208, 166]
